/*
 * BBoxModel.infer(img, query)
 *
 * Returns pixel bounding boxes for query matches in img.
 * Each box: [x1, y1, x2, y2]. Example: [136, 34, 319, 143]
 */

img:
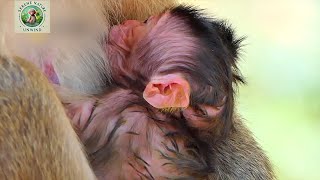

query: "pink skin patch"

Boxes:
[109, 24, 131, 52]
[43, 61, 60, 84]
[108, 20, 147, 53]
[108, 14, 162, 53]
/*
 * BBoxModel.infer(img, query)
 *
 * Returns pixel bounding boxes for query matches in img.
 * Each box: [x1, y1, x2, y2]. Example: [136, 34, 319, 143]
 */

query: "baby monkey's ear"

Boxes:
[143, 74, 190, 109]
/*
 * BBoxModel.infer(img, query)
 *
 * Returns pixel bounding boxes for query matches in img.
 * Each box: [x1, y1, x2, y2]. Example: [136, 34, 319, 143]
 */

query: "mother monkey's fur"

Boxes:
[0, 0, 275, 179]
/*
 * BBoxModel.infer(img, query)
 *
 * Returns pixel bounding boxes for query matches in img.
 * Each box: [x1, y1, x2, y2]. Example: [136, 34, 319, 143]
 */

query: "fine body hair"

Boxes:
[0, 56, 96, 179]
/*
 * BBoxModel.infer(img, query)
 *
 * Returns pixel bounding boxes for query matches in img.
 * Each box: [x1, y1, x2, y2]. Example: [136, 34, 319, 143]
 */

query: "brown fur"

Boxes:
[210, 117, 275, 179]
[105, 0, 177, 24]
[0, 56, 96, 179]
[0, 0, 275, 179]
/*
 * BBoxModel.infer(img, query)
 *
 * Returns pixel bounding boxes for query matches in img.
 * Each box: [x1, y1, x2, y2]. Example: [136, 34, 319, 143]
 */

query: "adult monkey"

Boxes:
[0, 0, 275, 179]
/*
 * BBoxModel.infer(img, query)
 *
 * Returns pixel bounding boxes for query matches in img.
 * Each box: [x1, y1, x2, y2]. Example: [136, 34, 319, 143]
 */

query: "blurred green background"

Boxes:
[182, 0, 320, 179]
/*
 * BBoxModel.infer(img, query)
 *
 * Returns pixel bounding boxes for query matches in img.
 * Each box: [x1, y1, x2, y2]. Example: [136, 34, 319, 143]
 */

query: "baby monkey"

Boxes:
[61, 5, 243, 179]
[27, 8, 37, 24]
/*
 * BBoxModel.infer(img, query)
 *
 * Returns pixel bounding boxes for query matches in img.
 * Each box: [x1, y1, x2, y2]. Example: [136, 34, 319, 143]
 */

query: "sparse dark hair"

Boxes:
[169, 5, 245, 136]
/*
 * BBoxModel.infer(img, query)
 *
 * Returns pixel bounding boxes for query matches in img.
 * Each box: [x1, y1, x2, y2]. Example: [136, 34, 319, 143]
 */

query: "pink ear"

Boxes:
[143, 74, 190, 109]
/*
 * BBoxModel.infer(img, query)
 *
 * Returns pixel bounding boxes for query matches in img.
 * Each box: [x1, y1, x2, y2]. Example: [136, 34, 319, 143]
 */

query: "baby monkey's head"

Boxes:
[108, 5, 244, 133]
